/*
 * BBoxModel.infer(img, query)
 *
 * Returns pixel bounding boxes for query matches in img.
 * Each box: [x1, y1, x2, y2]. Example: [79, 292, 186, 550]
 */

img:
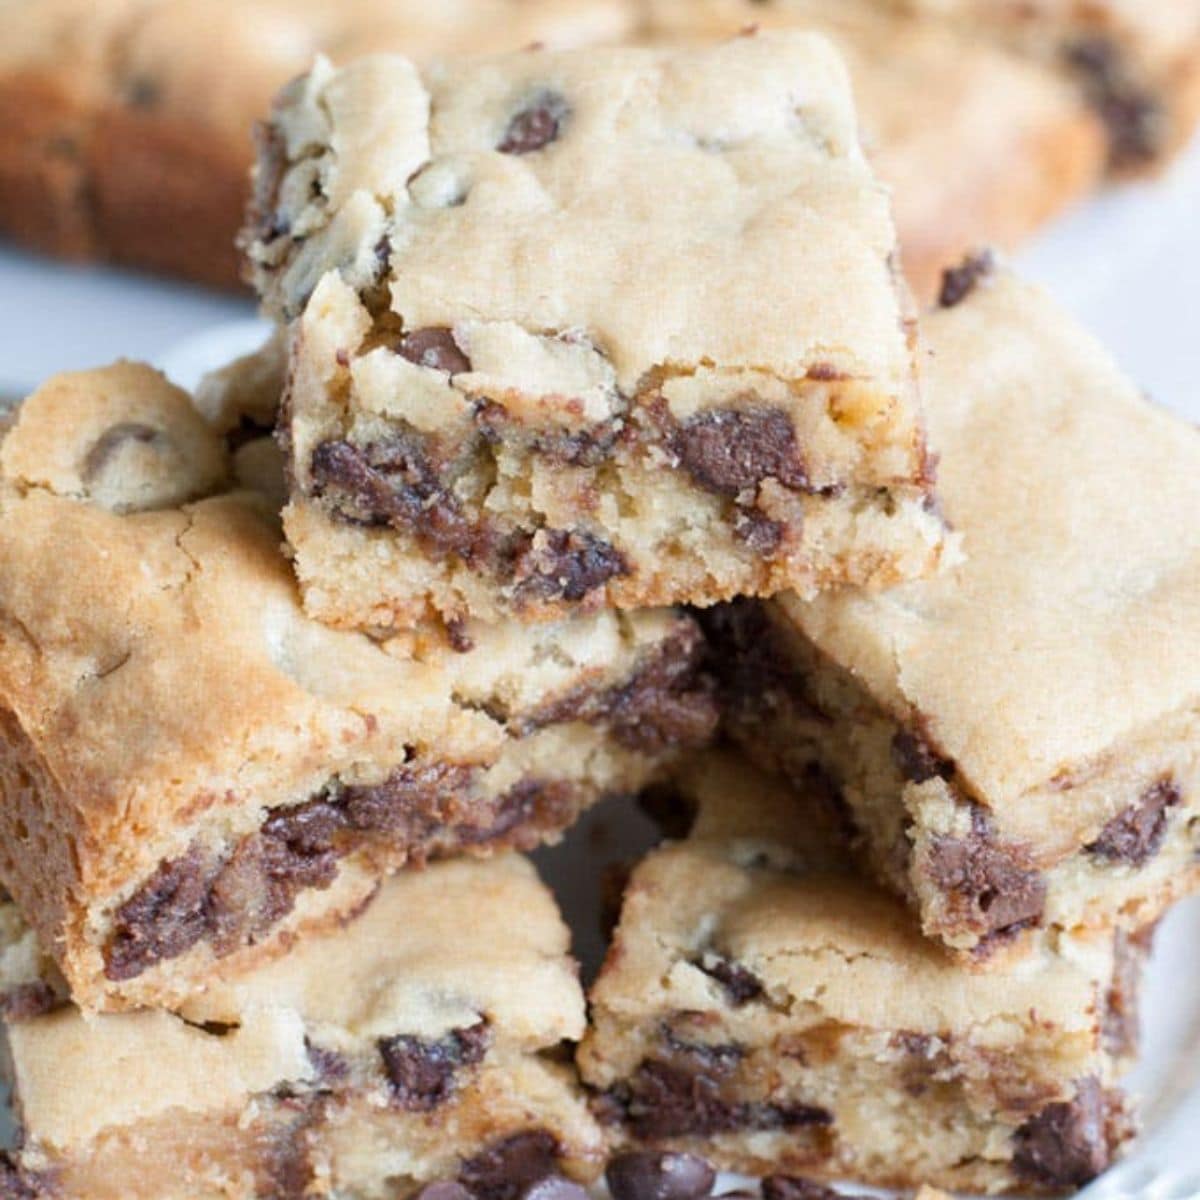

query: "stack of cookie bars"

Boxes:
[0, 21, 1197, 1200]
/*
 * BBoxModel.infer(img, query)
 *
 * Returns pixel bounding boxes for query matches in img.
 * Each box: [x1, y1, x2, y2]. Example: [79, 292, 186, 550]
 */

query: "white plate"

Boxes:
[0, 127, 1198, 1200]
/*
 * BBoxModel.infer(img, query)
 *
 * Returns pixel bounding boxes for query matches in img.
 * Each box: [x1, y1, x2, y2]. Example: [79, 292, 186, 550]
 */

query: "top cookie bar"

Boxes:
[709, 262, 1200, 960]
[243, 33, 947, 633]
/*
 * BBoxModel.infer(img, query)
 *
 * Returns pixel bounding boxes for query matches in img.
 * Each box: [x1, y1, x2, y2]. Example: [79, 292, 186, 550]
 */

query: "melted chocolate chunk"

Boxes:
[693, 955, 764, 1006]
[938, 250, 995, 309]
[397, 328, 472, 376]
[521, 626, 717, 754]
[891, 727, 954, 784]
[673, 408, 808, 498]
[499, 91, 570, 154]
[1063, 37, 1163, 170]
[1013, 1078, 1116, 1189]
[459, 1130, 562, 1200]
[379, 1020, 490, 1110]
[925, 805, 1046, 939]
[310, 437, 486, 563]
[609, 1059, 832, 1140]
[0, 981, 63, 1021]
[105, 845, 212, 981]
[509, 528, 629, 604]
[605, 1151, 716, 1200]
[455, 778, 576, 849]
[103, 766, 570, 981]
[1086, 778, 1181, 867]
[698, 599, 827, 727]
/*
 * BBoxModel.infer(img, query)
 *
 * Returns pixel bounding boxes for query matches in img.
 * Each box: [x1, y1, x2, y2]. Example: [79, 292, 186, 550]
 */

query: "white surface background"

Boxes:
[0, 134, 1198, 1200]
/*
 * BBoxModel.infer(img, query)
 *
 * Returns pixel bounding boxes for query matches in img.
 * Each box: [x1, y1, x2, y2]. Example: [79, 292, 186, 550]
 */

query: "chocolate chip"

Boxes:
[309, 437, 486, 564]
[126, 75, 161, 109]
[446, 618, 475, 653]
[305, 1038, 349, 1085]
[397, 327, 471, 376]
[673, 408, 808, 498]
[925, 805, 1046, 939]
[1013, 1078, 1116, 1188]
[891, 728, 954, 784]
[610, 1059, 832, 1140]
[733, 509, 784, 555]
[606, 1151, 716, 1200]
[693, 955, 764, 1006]
[1063, 37, 1162, 170]
[104, 844, 212, 981]
[379, 1020, 490, 1111]
[459, 1130, 561, 1200]
[82, 422, 167, 480]
[498, 91, 570, 154]
[509, 528, 629, 604]
[415, 1183, 473, 1200]
[520, 1177, 590, 1200]
[938, 250, 995, 308]
[1086, 778, 1181, 867]
[520, 626, 717, 753]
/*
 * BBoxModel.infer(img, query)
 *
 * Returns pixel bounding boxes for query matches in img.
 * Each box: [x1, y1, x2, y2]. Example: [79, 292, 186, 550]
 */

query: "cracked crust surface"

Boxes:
[712, 268, 1200, 957]
[0, 361, 714, 1011]
[0, 855, 605, 1200]
[642, 1, 1105, 301]
[578, 751, 1140, 1195]
[243, 35, 946, 631]
[0, 0, 637, 287]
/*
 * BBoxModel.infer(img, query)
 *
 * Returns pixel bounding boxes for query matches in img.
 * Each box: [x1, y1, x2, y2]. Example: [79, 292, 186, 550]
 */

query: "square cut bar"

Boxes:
[242, 34, 949, 635]
[0, 0, 638, 288]
[706, 263, 1200, 963]
[579, 752, 1144, 1196]
[0, 854, 605, 1200]
[641, 1, 1105, 300]
[0, 362, 715, 1012]
[645, 0, 1200, 175]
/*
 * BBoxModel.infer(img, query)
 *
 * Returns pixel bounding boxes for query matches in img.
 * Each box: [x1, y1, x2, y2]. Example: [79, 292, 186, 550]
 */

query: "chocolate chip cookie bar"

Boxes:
[0, 361, 715, 1012]
[242, 34, 948, 634]
[0, 854, 605, 1200]
[880, 0, 1200, 173]
[643, 2, 1105, 300]
[645, 0, 1200, 175]
[579, 751, 1143, 1195]
[707, 261, 1200, 962]
[0, 0, 638, 288]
